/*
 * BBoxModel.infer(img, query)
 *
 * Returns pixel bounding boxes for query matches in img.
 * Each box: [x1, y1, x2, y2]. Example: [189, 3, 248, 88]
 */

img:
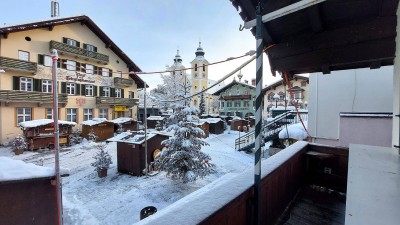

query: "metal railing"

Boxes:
[96, 96, 138, 107]
[0, 56, 37, 73]
[0, 90, 67, 104]
[50, 40, 109, 64]
[235, 111, 306, 151]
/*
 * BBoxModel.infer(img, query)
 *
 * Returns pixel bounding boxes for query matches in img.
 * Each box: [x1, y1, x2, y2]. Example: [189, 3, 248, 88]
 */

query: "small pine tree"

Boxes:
[155, 120, 163, 131]
[91, 143, 112, 171]
[88, 129, 97, 142]
[12, 135, 28, 151]
[155, 105, 215, 183]
[116, 124, 124, 134]
[69, 128, 83, 145]
[199, 93, 206, 116]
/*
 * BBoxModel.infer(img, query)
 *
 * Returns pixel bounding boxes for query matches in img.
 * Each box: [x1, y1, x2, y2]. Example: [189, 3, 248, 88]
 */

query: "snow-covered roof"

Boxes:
[206, 80, 225, 95]
[147, 116, 165, 121]
[19, 119, 76, 128]
[107, 131, 170, 144]
[109, 117, 136, 124]
[81, 118, 109, 126]
[0, 157, 69, 182]
[270, 106, 296, 111]
[201, 118, 222, 124]
[279, 121, 308, 140]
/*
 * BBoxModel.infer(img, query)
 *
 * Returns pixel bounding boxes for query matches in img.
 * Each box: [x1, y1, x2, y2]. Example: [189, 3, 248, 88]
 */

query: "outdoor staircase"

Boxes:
[235, 111, 306, 152]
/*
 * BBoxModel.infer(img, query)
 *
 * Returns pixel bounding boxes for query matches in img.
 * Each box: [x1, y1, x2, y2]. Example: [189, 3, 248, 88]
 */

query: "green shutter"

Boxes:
[57, 58, 61, 68]
[81, 63, 86, 73]
[13, 76, 20, 90]
[38, 54, 44, 65]
[121, 88, 124, 98]
[110, 88, 115, 97]
[109, 69, 113, 77]
[93, 86, 98, 96]
[76, 84, 81, 95]
[94, 46, 98, 52]
[80, 84, 85, 96]
[98, 67, 103, 75]
[61, 59, 67, 69]
[62, 37, 68, 44]
[61, 82, 66, 94]
[76, 41, 80, 48]
[93, 66, 98, 75]
[99, 86, 103, 96]
[33, 79, 41, 92]
[83, 43, 87, 50]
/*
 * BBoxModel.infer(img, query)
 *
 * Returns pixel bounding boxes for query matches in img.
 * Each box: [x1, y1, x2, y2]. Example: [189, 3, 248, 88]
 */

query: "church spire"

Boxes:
[174, 49, 182, 63]
[195, 41, 205, 57]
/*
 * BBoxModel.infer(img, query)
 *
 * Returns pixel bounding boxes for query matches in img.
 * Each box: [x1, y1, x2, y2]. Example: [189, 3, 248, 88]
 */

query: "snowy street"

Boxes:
[0, 130, 255, 225]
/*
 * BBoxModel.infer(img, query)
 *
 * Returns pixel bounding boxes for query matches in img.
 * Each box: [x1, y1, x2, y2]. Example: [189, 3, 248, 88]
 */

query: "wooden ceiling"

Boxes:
[231, 0, 399, 76]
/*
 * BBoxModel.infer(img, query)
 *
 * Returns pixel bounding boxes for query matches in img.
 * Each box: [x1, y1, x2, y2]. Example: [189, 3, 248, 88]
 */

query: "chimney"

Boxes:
[251, 79, 256, 86]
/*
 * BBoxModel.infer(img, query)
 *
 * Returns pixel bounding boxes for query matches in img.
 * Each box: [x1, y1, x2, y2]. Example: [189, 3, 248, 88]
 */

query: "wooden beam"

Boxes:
[48, 25, 54, 31]
[307, 5, 323, 33]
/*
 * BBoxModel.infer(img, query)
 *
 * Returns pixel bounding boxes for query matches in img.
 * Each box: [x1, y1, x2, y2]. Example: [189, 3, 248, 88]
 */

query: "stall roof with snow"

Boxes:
[146, 116, 165, 121]
[107, 131, 171, 144]
[109, 117, 136, 124]
[19, 119, 76, 129]
[80, 118, 110, 126]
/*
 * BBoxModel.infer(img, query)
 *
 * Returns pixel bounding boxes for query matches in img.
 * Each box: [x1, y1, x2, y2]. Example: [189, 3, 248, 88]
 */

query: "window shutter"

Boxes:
[61, 82, 66, 94]
[83, 43, 87, 50]
[80, 84, 85, 96]
[98, 67, 103, 75]
[76, 62, 81, 72]
[110, 88, 115, 97]
[61, 59, 67, 69]
[76, 41, 80, 48]
[76, 84, 81, 95]
[99, 86, 103, 96]
[121, 88, 124, 98]
[13, 76, 20, 90]
[33, 79, 41, 92]
[62, 37, 68, 44]
[109, 69, 113, 77]
[93, 66, 98, 75]
[81, 63, 86, 73]
[93, 86, 98, 96]
[57, 58, 61, 68]
[94, 46, 98, 52]
[38, 54, 44, 65]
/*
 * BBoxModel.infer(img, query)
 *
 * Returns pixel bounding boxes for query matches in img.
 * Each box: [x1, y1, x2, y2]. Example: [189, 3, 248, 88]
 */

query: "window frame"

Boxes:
[86, 64, 94, 74]
[103, 87, 110, 97]
[16, 107, 32, 125]
[83, 108, 93, 121]
[99, 108, 108, 119]
[66, 38, 78, 47]
[102, 68, 110, 77]
[66, 83, 76, 95]
[18, 50, 30, 61]
[66, 60, 76, 71]
[20, 77, 33, 91]
[42, 80, 52, 93]
[115, 88, 122, 98]
[66, 108, 77, 123]
[85, 85, 94, 96]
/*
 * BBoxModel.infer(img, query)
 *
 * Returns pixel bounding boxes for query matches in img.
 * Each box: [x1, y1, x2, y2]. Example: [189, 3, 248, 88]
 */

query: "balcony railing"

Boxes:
[114, 77, 134, 87]
[223, 94, 251, 100]
[96, 96, 138, 107]
[49, 40, 109, 64]
[0, 56, 37, 73]
[0, 90, 68, 105]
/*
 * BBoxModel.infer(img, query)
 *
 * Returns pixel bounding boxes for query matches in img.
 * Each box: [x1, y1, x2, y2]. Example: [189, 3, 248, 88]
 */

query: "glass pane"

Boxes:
[25, 108, 31, 114]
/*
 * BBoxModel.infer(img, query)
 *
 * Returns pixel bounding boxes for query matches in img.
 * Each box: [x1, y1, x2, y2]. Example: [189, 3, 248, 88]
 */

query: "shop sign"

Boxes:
[114, 106, 127, 112]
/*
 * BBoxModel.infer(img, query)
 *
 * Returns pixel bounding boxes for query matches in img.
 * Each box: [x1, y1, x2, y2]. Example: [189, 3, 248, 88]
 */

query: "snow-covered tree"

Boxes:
[199, 93, 206, 115]
[211, 97, 220, 114]
[155, 105, 215, 183]
[88, 129, 97, 142]
[69, 128, 83, 145]
[155, 120, 163, 131]
[12, 135, 27, 151]
[91, 143, 112, 171]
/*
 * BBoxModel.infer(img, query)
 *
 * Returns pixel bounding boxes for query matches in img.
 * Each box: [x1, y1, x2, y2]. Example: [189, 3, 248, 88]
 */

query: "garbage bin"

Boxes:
[140, 206, 157, 220]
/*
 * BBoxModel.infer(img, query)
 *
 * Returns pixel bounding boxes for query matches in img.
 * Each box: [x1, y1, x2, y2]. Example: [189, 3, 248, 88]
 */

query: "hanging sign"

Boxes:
[114, 106, 127, 112]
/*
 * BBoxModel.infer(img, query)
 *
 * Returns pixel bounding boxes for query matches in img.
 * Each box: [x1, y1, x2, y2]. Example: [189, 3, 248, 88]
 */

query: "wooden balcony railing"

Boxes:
[114, 77, 134, 87]
[223, 95, 252, 100]
[49, 40, 109, 64]
[0, 90, 68, 105]
[96, 96, 138, 107]
[0, 56, 37, 73]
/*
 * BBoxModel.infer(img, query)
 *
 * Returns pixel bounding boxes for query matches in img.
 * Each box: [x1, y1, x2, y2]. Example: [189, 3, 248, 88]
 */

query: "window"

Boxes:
[16, 107, 32, 125]
[99, 109, 108, 119]
[203, 73, 205, 78]
[46, 108, 53, 119]
[194, 100, 197, 106]
[220, 101, 225, 108]
[235, 101, 241, 107]
[244, 101, 249, 107]
[18, 50, 29, 61]
[66, 38, 78, 47]
[20, 77, 33, 91]
[66, 60, 76, 71]
[237, 90, 240, 95]
[244, 90, 249, 95]
[203, 65, 205, 72]
[227, 101, 232, 107]
[38, 55, 52, 67]
[66, 108, 77, 122]
[86, 64, 94, 74]
[129, 91, 134, 99]
[115, 88, 122, 98]
[194, 73, 198, 78]
[103, 87, 110, 97]
[85, 85, 93, 96]
[84, 108, 93, 121]
[195, 64, 197, 71]
[42, 80, 52, 93]
[102, 68, 110, 77]
[66, 83, 76, 95]
[85, 44, 96, 52]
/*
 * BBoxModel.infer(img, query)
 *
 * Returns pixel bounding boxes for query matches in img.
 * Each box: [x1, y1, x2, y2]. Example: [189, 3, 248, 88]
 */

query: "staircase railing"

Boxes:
[235, 111, 306, 151]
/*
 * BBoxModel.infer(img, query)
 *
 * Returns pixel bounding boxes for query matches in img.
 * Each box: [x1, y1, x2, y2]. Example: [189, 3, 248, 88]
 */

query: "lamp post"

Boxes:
[304, 101, 308, 109]
[298, 99, 303, 108]
[273, 93, 280, 108]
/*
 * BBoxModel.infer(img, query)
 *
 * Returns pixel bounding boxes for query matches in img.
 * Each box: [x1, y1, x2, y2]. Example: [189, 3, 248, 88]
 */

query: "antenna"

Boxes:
[51, 1, 60, 17]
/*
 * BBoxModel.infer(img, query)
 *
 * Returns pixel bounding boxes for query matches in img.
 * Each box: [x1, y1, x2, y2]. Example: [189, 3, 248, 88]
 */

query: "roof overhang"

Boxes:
[231, 0, 399, 75]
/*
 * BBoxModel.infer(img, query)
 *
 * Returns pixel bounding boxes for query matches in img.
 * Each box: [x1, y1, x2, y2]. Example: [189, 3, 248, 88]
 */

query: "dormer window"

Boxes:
[63, 37, 80, 47]
[84, 44, 97, 52]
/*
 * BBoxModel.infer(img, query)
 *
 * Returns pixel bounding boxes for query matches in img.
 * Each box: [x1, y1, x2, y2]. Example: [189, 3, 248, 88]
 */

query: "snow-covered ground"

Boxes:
[0, 130, 258, 225]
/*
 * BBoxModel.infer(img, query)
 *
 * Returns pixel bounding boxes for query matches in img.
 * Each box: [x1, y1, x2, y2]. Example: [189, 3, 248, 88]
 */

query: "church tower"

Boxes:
[190, 42, 209, 109]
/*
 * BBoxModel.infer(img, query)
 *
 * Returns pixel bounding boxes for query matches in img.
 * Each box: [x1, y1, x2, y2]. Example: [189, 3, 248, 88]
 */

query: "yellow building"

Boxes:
[0, 16, 145, 145]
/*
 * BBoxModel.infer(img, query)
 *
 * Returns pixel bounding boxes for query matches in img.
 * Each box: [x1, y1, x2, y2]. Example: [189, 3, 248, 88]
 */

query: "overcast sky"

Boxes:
[0, 0, 282, 89]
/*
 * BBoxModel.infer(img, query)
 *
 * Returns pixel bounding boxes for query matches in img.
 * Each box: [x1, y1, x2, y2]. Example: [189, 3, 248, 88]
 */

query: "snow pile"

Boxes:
[81, 118, 108, 126]
[279, 121, 308, 140]
[135, 141, 309, 225]
[109, 117, 134, 124]
[0, 157, 69, 182]
[19, 119, 76, 128]
[147, 116, 165, 121]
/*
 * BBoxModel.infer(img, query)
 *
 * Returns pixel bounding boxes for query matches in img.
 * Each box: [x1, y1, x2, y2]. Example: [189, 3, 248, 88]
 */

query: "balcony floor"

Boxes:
[279, 185, 346, 225]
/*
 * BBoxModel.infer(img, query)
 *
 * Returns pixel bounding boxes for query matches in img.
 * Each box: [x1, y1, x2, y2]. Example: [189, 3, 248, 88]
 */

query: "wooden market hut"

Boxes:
[0, 157, 69, 225]
[146, 116, 165, 129]
[81, 118, 114, 141]
[196, 121, 210, 138]
[203, 118, 224, 134]
[107, 131, 171, 176]
[110, 117, 137, 132]
[230, 118, 250, 132]
[19, 119, 76, 150]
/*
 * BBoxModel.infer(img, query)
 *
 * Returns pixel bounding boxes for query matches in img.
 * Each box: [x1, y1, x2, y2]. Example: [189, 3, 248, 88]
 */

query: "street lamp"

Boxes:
[297, 99, 303, 108]
[273, 93, 280, 108]
[304, 101, 308, 109]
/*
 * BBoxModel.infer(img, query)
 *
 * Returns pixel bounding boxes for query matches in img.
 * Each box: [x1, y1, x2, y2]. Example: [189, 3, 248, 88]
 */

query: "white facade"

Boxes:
[309, 66, 393, 147]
